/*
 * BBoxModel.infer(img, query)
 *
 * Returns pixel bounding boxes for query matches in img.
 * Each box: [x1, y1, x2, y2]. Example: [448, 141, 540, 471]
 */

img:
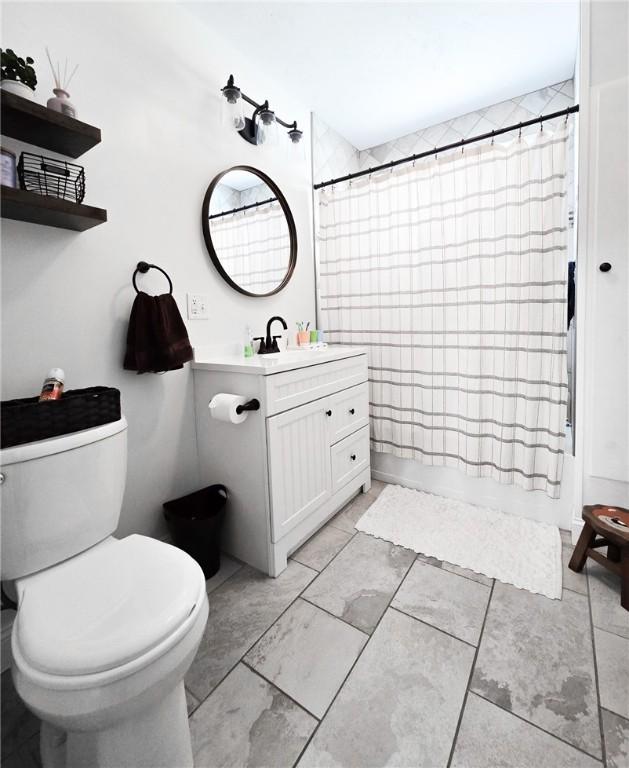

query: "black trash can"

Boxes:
[163, 485, 228, 579]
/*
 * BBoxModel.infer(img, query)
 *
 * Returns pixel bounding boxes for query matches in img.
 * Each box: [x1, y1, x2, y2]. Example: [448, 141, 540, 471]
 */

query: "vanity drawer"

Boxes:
[328, 382, 369, 444]
[265, 354, 367, 415]
[331, 426, 370, 492]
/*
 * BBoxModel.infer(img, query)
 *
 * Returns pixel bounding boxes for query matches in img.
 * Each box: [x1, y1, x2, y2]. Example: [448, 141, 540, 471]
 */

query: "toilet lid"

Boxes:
[15, 535, 204, 676]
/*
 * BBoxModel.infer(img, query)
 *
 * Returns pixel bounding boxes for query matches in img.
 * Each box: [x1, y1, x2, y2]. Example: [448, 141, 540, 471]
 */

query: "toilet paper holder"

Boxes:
[235, 398, 260, 415]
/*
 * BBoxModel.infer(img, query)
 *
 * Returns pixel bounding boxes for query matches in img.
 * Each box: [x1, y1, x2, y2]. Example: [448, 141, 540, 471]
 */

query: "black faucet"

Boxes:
[259, 315, 288, 354]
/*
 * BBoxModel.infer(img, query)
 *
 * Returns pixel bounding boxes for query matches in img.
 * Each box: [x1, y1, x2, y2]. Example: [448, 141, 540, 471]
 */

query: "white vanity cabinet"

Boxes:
[192, 346, 370, 576]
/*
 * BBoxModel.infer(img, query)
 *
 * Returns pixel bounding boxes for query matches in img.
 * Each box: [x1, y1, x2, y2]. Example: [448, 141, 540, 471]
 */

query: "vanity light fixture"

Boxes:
[220, 74, 303, 147]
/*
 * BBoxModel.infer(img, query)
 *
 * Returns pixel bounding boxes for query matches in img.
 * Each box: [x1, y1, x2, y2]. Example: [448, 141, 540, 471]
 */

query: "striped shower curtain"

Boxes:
[317, 126, 569, 497]
[210, 202, 290, 293]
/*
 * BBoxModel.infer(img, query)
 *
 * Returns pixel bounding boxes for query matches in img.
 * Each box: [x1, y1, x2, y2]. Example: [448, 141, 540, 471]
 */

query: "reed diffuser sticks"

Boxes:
[45, 47, 79, 92]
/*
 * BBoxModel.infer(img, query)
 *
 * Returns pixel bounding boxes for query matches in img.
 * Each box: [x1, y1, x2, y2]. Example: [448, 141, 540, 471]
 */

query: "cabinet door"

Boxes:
[328, 382, 369, 444]
[267, 398, 332, 542]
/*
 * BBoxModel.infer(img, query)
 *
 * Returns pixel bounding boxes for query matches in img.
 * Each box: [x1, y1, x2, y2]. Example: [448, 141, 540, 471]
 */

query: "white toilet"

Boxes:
[0, 417, 209, 768]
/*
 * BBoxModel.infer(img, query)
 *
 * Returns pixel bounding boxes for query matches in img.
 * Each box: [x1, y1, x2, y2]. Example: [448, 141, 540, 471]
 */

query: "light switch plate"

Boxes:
[187, 293, 209, 320]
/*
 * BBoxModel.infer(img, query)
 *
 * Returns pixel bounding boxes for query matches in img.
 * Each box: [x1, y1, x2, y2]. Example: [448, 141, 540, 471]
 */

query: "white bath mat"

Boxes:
[356, 484, 562, 599]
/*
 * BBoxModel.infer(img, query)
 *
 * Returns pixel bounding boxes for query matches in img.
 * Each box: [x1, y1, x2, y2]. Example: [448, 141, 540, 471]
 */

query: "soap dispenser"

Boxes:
[243, 326, 254, 358]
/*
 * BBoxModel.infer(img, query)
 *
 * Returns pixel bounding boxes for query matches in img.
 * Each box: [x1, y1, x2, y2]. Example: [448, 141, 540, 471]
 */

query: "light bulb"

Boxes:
[221, 83, 245, 131]
[287, 126, 305, 159]
[256, 109, 278, 146]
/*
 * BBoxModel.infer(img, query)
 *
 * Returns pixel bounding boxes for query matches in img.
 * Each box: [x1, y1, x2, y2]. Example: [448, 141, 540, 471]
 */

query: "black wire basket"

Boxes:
[1, 387, 121, 448]
[17, 152, 86, 204]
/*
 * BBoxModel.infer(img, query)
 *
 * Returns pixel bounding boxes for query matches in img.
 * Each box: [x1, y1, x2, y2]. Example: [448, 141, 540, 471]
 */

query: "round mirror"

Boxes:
[202, 166, 297, 297]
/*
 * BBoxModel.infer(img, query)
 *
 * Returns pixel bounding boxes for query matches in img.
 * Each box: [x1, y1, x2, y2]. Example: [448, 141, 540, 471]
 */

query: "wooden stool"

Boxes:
[569, 505, 629, 611]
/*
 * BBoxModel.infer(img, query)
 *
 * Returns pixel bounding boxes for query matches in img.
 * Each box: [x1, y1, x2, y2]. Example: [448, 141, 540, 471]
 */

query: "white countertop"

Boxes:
[191, 345, 367, 376]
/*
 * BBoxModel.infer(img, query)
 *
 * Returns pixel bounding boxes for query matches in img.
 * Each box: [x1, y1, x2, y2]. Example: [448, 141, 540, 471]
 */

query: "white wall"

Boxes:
[1, 3, 315, 539]
[574, 0, 629, 528]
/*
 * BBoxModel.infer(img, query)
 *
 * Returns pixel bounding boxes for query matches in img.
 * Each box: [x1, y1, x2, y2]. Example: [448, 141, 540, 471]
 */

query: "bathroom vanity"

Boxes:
[192, 346, 370, 576]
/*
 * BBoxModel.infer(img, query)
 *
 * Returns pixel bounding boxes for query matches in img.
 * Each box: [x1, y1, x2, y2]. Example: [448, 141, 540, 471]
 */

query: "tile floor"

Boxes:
[2, 479, 628, 768]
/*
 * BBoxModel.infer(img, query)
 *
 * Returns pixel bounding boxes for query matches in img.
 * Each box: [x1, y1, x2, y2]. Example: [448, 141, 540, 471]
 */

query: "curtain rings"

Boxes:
[491, 130, 495, 146]
[539, 115, 544, 133]
[518, 123, 522, 141]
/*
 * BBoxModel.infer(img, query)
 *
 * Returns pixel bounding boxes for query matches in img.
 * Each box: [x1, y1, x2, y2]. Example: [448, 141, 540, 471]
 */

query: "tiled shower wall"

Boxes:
[312, 79, 574, 184]
[210, 179, 276, 214]
[310, 112, 361, 187]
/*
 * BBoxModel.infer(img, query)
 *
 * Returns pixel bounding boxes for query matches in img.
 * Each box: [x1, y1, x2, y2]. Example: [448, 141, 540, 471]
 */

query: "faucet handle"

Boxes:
[271, 335, 282, 353]
[253, 337, 266, 354]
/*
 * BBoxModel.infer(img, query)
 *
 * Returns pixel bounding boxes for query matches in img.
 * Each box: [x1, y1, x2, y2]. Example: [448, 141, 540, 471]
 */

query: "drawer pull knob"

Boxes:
[349, 408, 355, 415]
[350, 454, 357, 461]
[326, 409, 332, 417]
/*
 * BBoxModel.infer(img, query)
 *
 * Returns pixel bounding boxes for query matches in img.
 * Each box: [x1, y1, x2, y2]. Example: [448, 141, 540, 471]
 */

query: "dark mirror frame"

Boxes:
[201, 165, 297, 298]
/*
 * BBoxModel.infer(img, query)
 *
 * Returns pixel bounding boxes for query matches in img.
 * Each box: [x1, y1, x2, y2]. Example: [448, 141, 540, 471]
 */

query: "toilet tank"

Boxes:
[1, 418, 127, 580]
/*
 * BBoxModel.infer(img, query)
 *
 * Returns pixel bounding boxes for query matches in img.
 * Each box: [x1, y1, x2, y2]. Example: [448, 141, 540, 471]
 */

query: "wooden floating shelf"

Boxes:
[1, 186, 107, 232]
[0, 91, 101, 158]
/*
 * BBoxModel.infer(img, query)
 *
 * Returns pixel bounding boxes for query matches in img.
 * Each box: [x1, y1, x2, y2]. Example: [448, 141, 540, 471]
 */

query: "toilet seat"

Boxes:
[14, 535, 204, 678]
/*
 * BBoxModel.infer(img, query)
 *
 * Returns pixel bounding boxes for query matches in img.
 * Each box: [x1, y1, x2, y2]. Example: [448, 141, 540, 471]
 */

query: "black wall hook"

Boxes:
[132, 261, 173, 294]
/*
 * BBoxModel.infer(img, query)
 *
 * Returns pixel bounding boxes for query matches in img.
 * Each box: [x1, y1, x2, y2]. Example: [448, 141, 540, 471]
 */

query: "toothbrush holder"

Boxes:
[297, 331, 310, 346]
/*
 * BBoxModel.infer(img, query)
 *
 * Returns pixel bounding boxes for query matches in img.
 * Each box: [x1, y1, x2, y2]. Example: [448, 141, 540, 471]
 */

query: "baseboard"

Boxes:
[571, 518, 584, 545]
[371, 468, 422, 489]
[1, 610, 15, 673]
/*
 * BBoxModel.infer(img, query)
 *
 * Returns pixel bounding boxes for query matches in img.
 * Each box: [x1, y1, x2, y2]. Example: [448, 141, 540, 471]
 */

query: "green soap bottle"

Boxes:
[244, 326, 254, 358]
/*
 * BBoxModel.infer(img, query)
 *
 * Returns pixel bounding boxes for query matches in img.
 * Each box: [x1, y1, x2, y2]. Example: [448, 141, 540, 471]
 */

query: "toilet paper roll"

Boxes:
[208, 393, 249, 424]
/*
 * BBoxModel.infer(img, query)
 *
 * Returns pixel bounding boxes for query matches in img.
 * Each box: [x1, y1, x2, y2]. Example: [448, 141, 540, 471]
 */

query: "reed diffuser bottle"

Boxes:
[45, 47, 78, 118]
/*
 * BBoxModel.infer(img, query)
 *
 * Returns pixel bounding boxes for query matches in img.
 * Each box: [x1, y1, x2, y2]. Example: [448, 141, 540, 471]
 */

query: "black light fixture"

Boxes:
[220, 74, 303, 148]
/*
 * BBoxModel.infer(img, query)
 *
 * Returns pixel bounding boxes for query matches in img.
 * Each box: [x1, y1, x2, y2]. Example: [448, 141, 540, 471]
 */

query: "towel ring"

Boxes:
[132, 261, 173, 294]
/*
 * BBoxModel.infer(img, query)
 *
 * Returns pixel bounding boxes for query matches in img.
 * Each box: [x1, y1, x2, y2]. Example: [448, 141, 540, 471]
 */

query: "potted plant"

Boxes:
[1, 48, 37, 100]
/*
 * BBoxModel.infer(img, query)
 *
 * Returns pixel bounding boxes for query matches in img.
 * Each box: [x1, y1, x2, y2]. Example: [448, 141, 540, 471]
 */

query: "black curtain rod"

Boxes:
[314, 105, 579, 190]
[208, 195, 278, 220]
